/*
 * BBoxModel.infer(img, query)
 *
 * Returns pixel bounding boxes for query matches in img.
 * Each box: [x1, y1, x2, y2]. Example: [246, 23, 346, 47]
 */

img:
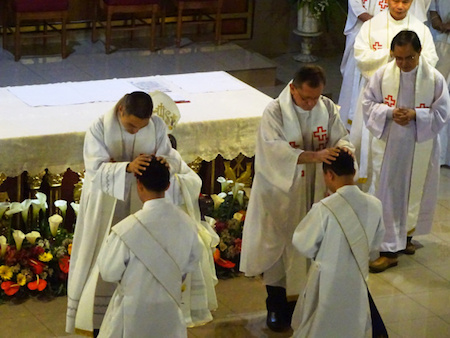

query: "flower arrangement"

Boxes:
[0, 193, 77, 302]
[289, 0, 332, 20]
[207, 177, 248, 278]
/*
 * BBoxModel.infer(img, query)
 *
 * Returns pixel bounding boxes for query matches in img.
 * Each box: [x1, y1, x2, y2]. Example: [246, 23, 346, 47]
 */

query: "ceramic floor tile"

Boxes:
[368, 274, 403, 297]
[377, 264, 449, 294]
[407, 289, 450, 318]
[427, 264, 450, 281]
[0, 301, 33, 319]
[387, 316, 450, 338]
[1, 313, 55, 337]
[373, 294, 434, 323]
[409, 236, 450, 267]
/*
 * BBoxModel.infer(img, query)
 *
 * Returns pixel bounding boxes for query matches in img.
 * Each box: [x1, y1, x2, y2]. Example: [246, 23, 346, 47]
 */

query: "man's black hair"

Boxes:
[292, 65, 326, 88]
[323, 150, 356, 176]
[137, 158, 170, 192]
[391, 30, 422, 53]
[124, 91, 153, 119]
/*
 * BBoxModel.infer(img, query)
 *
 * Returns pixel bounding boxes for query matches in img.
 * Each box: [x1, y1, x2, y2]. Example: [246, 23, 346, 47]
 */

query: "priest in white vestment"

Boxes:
[430, 0, 450, 166]
[338, 0, 387, 130]
[409, 0, 433, 23]
[240, 66, 354, 332]
[66, 92, 216, 335]
[350, 0, 438, 188]
[97, 158, 202, 338]
[291, 151, 385, 338]
[363, 31, 450, 272]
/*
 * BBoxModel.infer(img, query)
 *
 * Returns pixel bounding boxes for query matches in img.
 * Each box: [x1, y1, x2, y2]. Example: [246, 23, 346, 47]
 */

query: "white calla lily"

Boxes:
[25, 231, 41, 245]
[5, 202, 22, 216]
[0, 236, 7, 257]
[49, 214, 63, 236]
[20, 199, 33, 224]
[70, 202, 80, 217]
[54, 200, 67, 218]
[211, 194, 225, 210]
[237, 190, 244, 207]
[232, 182, 245, 199]
[217, 176, 229, 192]
[13, 230, 25, 250]
[35, 192, 48, 211]
[0, 202, 10, 219]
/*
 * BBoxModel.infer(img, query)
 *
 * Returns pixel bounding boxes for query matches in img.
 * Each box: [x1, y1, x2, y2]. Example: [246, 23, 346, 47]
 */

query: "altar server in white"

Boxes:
[240, 66, 354, 332]
[338, 0, 387, 129]
[292, 151, 385, 338]
[363, 31, 450, 272]
[96, 158, 202, 338]
[66, 92, 216, 335]
[409, 0, 433, 23]
[430, 0, 450, 166]
[351, 0, 438, 187]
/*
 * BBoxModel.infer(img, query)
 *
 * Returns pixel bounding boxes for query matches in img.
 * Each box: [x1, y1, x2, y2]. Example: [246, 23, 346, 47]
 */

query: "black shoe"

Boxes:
[266, 310, 290, 332]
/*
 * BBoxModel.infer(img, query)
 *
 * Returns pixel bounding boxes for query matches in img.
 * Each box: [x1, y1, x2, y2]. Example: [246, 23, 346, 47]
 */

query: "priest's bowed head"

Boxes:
[115, 91, 157, 176]
[388, 0, 413, 21]
[136, 156, 171, 203]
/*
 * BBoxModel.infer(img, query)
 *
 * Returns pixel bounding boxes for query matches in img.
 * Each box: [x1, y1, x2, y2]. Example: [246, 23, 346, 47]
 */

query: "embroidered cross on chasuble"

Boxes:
[372, 41, 383, 50]
[378, 0, 388, 10]
[416, 103, 430, 109]
[384, 95, 396, 107]
[313, 126, 328, 150]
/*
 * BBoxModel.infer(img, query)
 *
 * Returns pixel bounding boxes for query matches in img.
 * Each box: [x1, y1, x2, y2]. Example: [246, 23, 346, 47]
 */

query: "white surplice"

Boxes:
[97, 198, 202, 338]
[338, 0, 386, 129]
[66, 108, 216, 334]
[409, 0, 433, 23]
[291, 185, 385, 338]
[240, 83, 354, 296]
[363, 59, 450, 252]
[430, 0, 450, 166]
[350, 10, 438, 186]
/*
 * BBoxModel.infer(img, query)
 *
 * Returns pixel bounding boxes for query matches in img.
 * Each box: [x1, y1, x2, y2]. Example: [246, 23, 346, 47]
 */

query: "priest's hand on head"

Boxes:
[126, 154, 152, 175]
[153, 156, 170, 169]
[316, 147, 340, 164]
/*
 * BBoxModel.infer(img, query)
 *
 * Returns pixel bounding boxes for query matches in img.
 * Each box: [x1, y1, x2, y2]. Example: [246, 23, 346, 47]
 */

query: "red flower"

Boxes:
[1, 281, 20, 296]
[28, 278, 47, 291]
[214, 221, 227, 234]
[59, 255, 70, 274]
[30, 245, 45, 257]
[29, 258, 45, 274]
[213, 248, 235, 269]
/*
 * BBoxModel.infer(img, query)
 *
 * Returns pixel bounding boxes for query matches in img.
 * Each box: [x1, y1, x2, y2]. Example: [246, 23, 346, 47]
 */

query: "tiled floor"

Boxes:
[1, 29, 450, 337]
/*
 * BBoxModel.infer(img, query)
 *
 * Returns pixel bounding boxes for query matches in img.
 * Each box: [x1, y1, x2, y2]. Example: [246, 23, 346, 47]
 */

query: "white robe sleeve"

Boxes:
[354, 22, 391, 79]
[84, 119, 131, 201]
[326, 100, 355, 152]
[362, 69, 394, 139]
[420, 27, 439, 67]
[292, 203, 326, 259]
[97, 232, 130, 283]
[256, 101, 303, 193]
[416, 71, 450, 143]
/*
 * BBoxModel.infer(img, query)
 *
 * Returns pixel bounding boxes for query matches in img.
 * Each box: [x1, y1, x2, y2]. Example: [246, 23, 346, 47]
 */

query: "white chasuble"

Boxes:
[363, 59, 450, 252]
[351, 11, 438, 185]
[240, 83, 353, 296]
[66, 108, 215, 334]
[291, 185, 385, 338]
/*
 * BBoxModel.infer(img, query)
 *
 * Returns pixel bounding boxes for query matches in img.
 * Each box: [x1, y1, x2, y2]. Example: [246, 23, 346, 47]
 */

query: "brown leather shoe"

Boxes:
[403, 240, 416, 255]
[369, 256, 398, 273]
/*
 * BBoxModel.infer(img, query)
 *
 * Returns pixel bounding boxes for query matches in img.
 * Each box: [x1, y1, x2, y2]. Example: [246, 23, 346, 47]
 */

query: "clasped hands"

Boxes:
[393, 107, 416, 126]
[125, 154, 169, 176]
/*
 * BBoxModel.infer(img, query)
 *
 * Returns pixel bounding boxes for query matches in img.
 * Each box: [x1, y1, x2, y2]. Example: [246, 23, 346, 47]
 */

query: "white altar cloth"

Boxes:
[0, 72, 272, 176]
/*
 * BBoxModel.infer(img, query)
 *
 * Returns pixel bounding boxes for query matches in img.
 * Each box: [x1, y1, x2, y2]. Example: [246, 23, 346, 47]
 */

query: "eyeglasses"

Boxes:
[394, 55, 417, 62]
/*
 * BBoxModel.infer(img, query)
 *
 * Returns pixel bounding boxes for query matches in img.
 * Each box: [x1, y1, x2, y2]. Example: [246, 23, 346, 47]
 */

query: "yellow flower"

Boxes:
[0, 265, 13, 280]
[38, 252, 53, 262]
[17, 273, 26, 286]
[68, 243, 72, 255]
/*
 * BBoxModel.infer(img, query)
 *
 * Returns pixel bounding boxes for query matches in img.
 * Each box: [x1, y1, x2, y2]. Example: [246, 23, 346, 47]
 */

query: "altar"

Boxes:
[0, 71, 272, 200]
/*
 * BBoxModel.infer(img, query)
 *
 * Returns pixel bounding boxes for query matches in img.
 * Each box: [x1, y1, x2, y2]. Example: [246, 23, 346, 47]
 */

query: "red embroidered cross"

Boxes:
[289, 141, 299, 148]
[313, 126, 328, 150]
[379, 0, 388, 9]
[384, 95, 396, 107]
[416, 103, 430, 109]
[363, 0, 368, 6]
[372, 42, 383, 50]
[301, 170, 305, 177]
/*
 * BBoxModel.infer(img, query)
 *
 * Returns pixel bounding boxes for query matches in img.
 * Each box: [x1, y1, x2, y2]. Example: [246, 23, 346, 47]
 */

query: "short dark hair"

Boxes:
[292, 65, 326, 88]
[323, 150, 356, 176]
[137, 158, 170, 192]
[123, 91, 153, 119]
[391, 30, 422, 53]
